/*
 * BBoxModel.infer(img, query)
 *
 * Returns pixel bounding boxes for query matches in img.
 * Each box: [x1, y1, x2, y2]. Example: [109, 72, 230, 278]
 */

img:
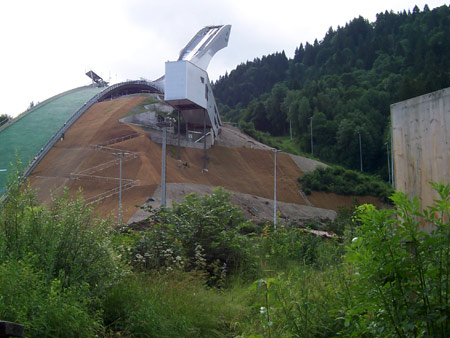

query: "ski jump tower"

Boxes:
[164, 25, 231, 144]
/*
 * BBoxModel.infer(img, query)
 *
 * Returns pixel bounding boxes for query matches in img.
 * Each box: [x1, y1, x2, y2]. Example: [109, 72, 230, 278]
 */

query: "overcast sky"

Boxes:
[0, 0, 447, 117]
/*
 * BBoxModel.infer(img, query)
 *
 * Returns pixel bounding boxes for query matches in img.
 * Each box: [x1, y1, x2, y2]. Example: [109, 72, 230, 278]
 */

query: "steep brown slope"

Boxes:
[28, 96, 382, 222]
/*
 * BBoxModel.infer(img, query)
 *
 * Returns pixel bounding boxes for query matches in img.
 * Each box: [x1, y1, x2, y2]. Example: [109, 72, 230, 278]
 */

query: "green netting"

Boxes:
[0, 86, 103, 191]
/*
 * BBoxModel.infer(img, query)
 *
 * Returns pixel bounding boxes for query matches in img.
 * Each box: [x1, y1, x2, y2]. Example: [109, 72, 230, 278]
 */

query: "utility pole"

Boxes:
[385, 142, 391, 184]
[157, 121, 172, 208]
[358, 131, 363, 172]
[272, 148, 280, 227]
[177, 110, 181, 161]
[290, 119, 293, 140]
[112, 152, 130, 225]
[310, 116, 314, 156]
[203, 109, 207, 171]
[161, 126, 167, 207]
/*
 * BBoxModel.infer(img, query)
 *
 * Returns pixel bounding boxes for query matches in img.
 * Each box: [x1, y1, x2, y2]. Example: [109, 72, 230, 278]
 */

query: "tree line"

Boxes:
[213, 5, 450, 179]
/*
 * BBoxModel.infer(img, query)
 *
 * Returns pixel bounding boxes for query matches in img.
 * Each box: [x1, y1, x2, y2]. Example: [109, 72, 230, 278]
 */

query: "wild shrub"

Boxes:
[121, 188, 258, 283]
[0, 261, 101, 337]
[0, 184, 119, 294]
[0, 168, 120, 336]
[298, 165, 394, 202]
[341, 182, 450, 337]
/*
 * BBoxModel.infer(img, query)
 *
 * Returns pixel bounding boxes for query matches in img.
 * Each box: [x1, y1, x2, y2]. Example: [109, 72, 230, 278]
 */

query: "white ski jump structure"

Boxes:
[164, 25, 231, 139]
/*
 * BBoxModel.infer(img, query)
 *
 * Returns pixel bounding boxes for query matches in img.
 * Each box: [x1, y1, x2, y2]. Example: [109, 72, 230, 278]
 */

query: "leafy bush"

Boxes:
[0, 185, 119, 294]
[120, 188, 258, 283]
[298, 166, 394, 202]
[0, 170, 120, 336]
[341, 182, 450, 337]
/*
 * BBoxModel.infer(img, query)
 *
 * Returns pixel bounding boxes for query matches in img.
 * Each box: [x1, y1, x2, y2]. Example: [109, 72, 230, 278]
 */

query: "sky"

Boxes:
[0, 0, 447, 118]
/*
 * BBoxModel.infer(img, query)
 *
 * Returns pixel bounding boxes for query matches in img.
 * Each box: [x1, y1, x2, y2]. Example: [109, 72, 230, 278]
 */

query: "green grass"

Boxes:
[0, 86, 103, 191]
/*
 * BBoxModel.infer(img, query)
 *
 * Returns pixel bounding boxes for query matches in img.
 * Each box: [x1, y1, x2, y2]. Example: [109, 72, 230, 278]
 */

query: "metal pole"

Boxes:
[203, 109, 207, 171]
[177, 110, 181, 161]
[391, 139, 395, 188]
[118, 156, 122, 225]
[310, 117, 313, 155]
[385, 142, 391, 184]
[358, 131, 363, 172]
[273, 149, 278, 227]
[290, 119, 292, 140]
[161, 127, 167, 207]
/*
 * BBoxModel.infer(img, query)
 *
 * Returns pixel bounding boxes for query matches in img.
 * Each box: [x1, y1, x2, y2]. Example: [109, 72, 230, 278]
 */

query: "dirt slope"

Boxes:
[28, 96, 382, 223]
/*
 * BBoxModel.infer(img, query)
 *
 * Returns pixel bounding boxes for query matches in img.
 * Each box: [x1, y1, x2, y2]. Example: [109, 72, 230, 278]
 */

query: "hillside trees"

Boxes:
[213, 5, 450, 178]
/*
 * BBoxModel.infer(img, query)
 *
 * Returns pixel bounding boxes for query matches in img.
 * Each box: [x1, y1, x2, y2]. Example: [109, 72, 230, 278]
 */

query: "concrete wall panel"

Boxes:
[391, 87, 449, 229]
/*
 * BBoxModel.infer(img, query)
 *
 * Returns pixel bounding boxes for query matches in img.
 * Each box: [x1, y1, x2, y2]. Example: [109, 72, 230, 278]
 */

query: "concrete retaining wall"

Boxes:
[391, 87, 449, 230]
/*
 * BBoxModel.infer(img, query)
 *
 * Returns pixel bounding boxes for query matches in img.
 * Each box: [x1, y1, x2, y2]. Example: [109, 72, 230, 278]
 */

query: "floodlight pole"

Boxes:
[358, 131, 363, 172]
[310, 117, 314, 156]
[272, 148, 280, 228]
[162, 126, 167, 207]
[112, 152, 129, 225]
[157, 121, 172, 208]
[177, 110, 181, 161]
[385, 142, 391, 184]
[203, 109, 207, 171]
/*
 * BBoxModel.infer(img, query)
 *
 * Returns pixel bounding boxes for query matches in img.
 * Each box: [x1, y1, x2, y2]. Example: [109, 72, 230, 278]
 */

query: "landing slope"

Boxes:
[0, 86, 103, 190]
[28, 95, 382, 223]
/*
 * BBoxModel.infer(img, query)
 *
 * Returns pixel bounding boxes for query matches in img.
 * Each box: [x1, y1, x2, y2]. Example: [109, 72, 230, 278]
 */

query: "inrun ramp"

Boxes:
[0, 86, 103, 191]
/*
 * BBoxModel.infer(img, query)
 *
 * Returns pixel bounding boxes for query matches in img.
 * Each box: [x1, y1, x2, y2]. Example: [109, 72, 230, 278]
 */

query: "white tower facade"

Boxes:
[164, 25, 231, 138]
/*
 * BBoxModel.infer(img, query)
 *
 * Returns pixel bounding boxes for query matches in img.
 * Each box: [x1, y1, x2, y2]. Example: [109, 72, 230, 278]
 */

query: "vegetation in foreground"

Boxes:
[0, 165, 448, 337]
[298, 165, 394, 202]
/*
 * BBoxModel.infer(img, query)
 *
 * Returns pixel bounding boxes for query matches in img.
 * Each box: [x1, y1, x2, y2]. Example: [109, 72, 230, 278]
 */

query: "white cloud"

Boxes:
[0, 0, 447, 117]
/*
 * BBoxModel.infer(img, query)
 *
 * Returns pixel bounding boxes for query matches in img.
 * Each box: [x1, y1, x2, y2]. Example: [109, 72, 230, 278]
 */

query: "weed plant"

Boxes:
[341, 182, 450, 337]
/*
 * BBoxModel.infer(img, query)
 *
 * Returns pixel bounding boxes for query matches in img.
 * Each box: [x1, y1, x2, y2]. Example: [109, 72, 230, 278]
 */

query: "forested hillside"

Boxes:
[213, 5, 450, 178]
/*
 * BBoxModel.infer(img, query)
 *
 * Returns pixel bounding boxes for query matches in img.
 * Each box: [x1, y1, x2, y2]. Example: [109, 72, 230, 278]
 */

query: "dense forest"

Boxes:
[213, 5, 450, 178]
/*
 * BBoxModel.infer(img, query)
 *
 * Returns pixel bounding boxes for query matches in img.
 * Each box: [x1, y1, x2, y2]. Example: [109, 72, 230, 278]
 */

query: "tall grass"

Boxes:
[1, 163, 448, 337]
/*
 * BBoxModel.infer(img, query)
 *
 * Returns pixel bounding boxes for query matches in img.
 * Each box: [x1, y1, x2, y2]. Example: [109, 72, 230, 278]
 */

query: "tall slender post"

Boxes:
[112, 153, 129, 225]
[118, 156, 122, 224]
[161, 127, 167, 207]
[358, 131, 363, 172]
[385, 142, 391, 184]
[290, 119, 293, 140]
[203, 109, 207, 171]
[310, 116, 314, 155]
[273, 148, 279, 227]
[177, 110, 181, 161]
[391, 139, 395, 188]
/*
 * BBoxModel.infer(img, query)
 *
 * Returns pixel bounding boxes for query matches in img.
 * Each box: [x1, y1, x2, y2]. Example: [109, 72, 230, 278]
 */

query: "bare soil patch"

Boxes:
[28, 96, 384, 224]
